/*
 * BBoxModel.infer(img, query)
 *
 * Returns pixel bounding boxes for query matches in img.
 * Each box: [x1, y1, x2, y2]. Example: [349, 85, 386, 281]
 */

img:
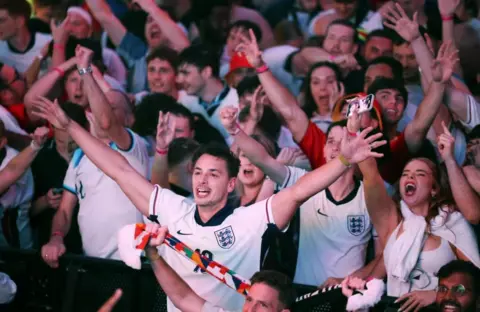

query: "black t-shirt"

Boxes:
[31, 139, 82, 253]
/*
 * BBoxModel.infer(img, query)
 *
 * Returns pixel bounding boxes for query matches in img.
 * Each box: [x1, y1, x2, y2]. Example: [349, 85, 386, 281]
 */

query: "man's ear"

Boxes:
[227, 177, 236, 193]
[201, 66, 213, 79]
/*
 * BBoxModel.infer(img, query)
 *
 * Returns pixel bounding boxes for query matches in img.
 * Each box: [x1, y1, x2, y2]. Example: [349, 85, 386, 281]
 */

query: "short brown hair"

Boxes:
[250, 270, 296, 309]
[0, 0, 31, 23]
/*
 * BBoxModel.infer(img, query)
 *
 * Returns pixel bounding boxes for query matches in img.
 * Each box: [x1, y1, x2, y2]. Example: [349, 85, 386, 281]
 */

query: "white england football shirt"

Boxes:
[148, 186, 277, 312]
[63, 129, 148, 259]
[279, 166, 372, 286]
[0, 32, 52, 73]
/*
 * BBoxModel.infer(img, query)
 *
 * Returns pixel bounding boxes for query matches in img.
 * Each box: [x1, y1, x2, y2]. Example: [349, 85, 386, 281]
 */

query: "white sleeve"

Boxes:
[102, 48, 127, 87]
[277, 166, 308, 190]
[0, 273, 16, 304]
[115, 130, 150, 176]
[201, 301, 231, 312]
[148, 185, 194, 225]
[460, 95, 480, 131]
[0, 169, 33, 209]
[63, 158, 77, 195]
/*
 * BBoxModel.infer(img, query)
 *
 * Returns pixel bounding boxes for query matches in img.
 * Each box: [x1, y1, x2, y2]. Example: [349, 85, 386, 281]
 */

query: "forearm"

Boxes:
[0, 145, 39, 193]
[31, 195, 49, 217]
[442, 20, 463, 76]
[258, 70, 308, 141]
[148, 250, 204, 312]
[445, 159, 480, 224]
[351, 254, 384, 279]
[410, 36, 434, 83]
[50, 208, 72, 239]
[145, 6, 189, 51]
[406, 82, 446, 152]
[150, 153, 170, 189]
[24, 57, 43, 88]
[444, 86, 469, 122]
[51, 45, 66, 69]
[256, 179, 275, 202]
[86, 0, 126, 46]
[232, 129, 287, 183]
[83, 73, 115, 130]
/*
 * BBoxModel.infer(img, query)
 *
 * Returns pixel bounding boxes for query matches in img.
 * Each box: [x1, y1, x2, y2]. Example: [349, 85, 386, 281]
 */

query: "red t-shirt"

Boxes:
[298, 121, 411, 184]
[6, 103, 30, 131]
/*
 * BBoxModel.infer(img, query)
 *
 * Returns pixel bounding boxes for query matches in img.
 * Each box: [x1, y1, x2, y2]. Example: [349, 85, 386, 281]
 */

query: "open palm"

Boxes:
[31, 97, 70, 130]
[431, 41, 459, 83]
[382, 3, 420, 42]
[156, 112, 175, 150]
[340, 127, 386, 164]
[236, 29, 263, 68]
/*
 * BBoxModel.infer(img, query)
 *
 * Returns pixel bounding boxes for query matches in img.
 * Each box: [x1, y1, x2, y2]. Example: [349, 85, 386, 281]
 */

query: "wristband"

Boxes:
[30, 140, 43, 152]
[255, 64, 269, 74]
[53, 43, 65, 51]
[156, 148, 168, 155]
[52, 67, 65, 78]
[441, 15, 454, 21]
[52, 231, 64, 238]
[347, 131, 358, 137]
[338, 154, 352, 168]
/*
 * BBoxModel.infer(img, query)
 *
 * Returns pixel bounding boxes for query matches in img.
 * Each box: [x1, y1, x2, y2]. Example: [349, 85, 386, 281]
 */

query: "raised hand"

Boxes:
[250, 85, 266, 123]
[438, 0, 460, 17]
[382, 3, 420, 42]
[41, 238, 66, 268]
[431, 41, 459, 83]
[276, 147, 302, 166]
[133, 0, 157, 12]
[75, 45, 95, 70]
[220, 106, 239, 135]
[437, 121, 455, 162]
[30, 126, 50, 147]
[31, 97, 70, 130]
[145, 223, 168, 247]
[333, 54, 361, 71]
[236, 29, 263, 68]
[156, 111, 176, 150]
[97, 289, 123, 312]
[340, 127, 386, 164]
[328, 82, 345, 110]
[50, 16, 71, 45]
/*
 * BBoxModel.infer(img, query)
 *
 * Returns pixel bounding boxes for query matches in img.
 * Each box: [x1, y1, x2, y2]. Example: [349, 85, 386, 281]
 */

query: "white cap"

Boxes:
[67, 7, 93, 26]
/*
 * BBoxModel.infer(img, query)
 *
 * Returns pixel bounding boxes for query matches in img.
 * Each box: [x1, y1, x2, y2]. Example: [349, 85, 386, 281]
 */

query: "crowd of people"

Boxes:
[0, 0, 480, 311]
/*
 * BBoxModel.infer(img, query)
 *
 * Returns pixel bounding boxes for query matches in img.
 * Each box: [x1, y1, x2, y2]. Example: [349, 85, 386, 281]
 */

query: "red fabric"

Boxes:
[298, 121, 327, 169]
[299, 123, 411, 184]
[6, 103, 30, 130]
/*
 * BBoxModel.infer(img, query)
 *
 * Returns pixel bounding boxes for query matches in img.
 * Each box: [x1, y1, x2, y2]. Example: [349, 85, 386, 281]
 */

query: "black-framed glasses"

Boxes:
[436, 284, 471, 296]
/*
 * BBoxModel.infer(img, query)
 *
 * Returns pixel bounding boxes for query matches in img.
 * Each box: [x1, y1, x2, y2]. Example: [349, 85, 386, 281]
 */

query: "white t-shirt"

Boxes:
[279, 166, 372, 286]
[63, 129, 148, 259]
[0, 146, 34, 249]
[148, 186, 277, 312]
[201, 302, 237, 312]
[0, 32, 52, 73]
[262, 45, 303, 96]
[460, 94, 480, 132]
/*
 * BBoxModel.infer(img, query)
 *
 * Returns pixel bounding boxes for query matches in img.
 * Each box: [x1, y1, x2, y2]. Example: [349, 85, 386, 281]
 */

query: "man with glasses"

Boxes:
[435, 260, 480, 312]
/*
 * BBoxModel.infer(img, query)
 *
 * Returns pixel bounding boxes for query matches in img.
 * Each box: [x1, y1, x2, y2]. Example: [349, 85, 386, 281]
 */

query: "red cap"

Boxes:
[226, 52, 254, 77]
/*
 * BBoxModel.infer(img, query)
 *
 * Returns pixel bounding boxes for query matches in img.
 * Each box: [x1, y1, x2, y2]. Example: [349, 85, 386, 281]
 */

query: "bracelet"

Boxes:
[347, 131, 358, 137]
[156, 148, 168, 155]
[441, 15, 454, 21]
[255, 64, 269, 74]
[52, 67, 65, 78]
[52, 231, 64, 238]
[338, 154, 352, 168]
[30, 140, 43, 152]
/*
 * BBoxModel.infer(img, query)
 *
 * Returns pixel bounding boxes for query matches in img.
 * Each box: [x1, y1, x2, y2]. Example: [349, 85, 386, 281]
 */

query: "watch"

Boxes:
[78, 66, 92, 76]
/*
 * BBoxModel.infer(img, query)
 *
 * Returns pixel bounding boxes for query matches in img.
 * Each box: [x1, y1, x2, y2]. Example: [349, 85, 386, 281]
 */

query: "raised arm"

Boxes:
[24, 57, 77, 123]
[382, 3, 435, 83]
[75, 46, 131, 149]
[133, 0, 189, 52]
[145, 224, 205, 312]
[404, 42, 458, 153]
[220, 106, 288, 183]
[438, 0, 463, 77]
[272, 127, 386, 230]
[32, 97, 154, 216]
[85, 0, 127, 47]
[0, 127, 49, 193]
[151, 112, 175, 188]
[237, 30, 310, 143]
[438, 123, 480, 224]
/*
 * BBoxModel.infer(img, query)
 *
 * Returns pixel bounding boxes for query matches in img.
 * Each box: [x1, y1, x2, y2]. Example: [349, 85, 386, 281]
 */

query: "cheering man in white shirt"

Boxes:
[39, 46, 149, 264]
[32, 92, 385, 311]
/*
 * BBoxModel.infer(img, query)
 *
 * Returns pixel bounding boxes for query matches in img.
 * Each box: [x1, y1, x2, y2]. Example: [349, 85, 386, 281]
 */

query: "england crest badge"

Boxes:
[214, 226, 236, 249]
[347, 215, 366, 236]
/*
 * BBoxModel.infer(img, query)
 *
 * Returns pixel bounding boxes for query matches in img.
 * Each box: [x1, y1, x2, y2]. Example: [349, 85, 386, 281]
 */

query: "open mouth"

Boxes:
[243, 168, 254, 177]
[195, 187, 210, 198]
[405, 182, 416, 196]
[441, 302, 461, 312]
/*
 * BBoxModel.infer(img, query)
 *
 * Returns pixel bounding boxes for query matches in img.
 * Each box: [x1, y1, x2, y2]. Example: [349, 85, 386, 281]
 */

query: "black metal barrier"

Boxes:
[0, 248, 437, 312]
